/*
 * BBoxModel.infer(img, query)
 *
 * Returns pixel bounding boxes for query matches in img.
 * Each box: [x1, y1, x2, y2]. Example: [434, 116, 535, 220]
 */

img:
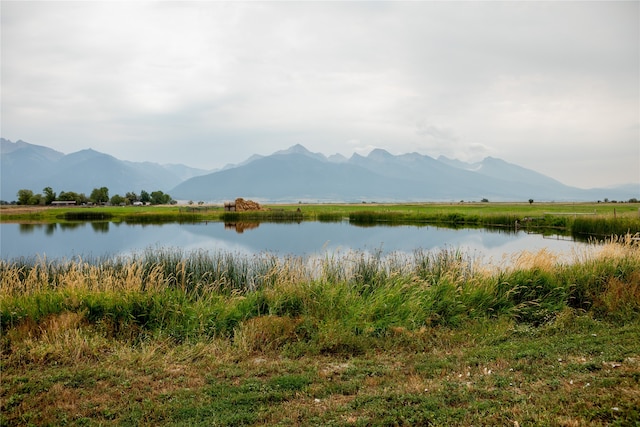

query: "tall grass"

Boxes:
[347, 209, 640, 238]
[122, 214, 204, 224]
[2, 237, 639, 354]
[572, 216, 640, 237]
[221, 210, 303, 222]
[347, 210, 547, 231]
[61, 211, 114, 221]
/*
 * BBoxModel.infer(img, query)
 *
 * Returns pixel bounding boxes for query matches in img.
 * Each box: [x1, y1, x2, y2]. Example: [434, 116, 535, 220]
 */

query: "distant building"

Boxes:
[51, 201, 76, 206]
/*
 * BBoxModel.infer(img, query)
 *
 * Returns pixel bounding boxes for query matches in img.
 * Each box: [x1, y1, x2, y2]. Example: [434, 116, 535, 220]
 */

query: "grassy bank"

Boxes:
[3, 202, 639, 237]
[2, 240, 640, 425]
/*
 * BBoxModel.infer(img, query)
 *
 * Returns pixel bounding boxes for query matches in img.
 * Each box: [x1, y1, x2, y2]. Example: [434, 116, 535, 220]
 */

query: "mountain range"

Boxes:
[2, 138, 637, 203]
[1, 138, 209, 200]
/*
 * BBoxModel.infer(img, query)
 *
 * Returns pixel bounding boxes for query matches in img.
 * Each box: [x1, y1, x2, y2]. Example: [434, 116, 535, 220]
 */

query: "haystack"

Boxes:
[234, 198, 263, 211]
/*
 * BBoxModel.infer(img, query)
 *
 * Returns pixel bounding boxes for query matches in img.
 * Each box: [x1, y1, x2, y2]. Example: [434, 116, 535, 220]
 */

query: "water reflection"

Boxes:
[91, 222, 109, 233]
[18, 224, 36, 234]
[1, 220, 593, 262]
[18, 221, 104, 234]
[224, 222, 261, 233]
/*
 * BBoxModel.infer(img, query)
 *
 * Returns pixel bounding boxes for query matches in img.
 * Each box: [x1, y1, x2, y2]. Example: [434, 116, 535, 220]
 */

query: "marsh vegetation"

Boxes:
[2, 201, 639, 237]
[2, 203, 639, 425]
[1, 234, 640, 425]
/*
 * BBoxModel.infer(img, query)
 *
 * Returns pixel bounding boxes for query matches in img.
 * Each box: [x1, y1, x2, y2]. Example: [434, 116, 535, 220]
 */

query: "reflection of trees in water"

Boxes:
[19, 223, 65, 235]
[19, 224, 36, 234]
[45, 224, 56, 236]
[91, 222, 109, 233]
[18, 221, 112, 235]
[224, 222, 260, 234]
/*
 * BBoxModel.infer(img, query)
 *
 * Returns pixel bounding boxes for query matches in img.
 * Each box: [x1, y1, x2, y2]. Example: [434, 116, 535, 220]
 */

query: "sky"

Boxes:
[1, 1, 639, 189]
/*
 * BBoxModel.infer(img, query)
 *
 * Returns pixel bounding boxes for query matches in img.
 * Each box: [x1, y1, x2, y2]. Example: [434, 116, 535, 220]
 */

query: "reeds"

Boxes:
[2, 238, 639, 353]
[572, 216, 640, 237]
[61, 211, 114, 221]
[347, 210, 640, 238]
[221, 210, 303, 222]
[348, 210, 526, 230]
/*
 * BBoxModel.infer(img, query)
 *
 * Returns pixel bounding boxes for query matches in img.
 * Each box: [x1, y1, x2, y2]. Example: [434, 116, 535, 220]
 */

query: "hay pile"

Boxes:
[234, 198, 263, 211]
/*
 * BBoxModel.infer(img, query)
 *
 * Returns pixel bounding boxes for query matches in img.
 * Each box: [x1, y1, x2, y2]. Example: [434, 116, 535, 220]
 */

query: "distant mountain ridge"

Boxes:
[170, 144, 638, 202]
[1, 138, 210, 200]
[1, 138, 637, 202]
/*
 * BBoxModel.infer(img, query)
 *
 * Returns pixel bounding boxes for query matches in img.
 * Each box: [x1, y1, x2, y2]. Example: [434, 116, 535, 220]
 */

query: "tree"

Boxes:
[58, 191, 75, 201]
[90, 187, 109, 204]
[58, 191, 88, 205]
[43, 187, 56, 205]
[140, 190, 150, 204]
[529, 199, 534, 205]
[110, 194, 125, 205]
[31, 193, 44, 205]
[150, 190, 171, 205]
[125, 191, 139, 205]
[17, 189, 34, 205]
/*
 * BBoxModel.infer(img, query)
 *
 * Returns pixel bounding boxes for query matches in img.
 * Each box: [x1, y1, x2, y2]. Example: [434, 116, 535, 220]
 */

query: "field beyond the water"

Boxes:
[2, 201, 640, 238]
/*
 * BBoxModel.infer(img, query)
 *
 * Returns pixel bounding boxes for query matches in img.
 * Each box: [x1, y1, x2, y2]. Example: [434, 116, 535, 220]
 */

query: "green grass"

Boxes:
[3, 201, 639, 237]
[572, 216, 640, 238]
[2, 203, 640, 425]
[2, 240, 640, 425]
[1, 312, 638, 426]
[2, 239, 639, 335]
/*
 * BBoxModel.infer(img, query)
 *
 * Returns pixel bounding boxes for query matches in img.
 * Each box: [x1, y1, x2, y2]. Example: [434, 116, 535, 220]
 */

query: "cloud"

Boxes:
[416, 122, 458, 142]
[1, 1, 638, 188]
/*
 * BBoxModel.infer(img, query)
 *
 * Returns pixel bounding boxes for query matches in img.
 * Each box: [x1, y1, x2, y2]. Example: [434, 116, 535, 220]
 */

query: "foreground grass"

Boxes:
[2, 239, 640, 425]
[2, 316, 639, 426]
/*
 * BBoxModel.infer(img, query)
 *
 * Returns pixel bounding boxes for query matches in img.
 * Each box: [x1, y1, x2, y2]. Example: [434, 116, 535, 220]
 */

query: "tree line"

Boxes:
[12, 187, 174, 206]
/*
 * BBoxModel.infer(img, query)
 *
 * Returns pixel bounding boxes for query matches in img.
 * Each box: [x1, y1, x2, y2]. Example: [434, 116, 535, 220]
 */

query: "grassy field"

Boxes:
[2, 201, 640, 237]
[3, 201, 640, 222]
[2, 237, 640, 426]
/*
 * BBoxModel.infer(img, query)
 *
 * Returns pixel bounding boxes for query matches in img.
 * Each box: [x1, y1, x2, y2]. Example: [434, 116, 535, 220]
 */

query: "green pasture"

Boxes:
[2, 202, 639, 237]
[2, 201, 639, 220]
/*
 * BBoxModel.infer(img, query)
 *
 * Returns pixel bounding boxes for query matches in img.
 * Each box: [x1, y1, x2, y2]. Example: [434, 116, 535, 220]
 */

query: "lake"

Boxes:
[1, 220, 591, 265]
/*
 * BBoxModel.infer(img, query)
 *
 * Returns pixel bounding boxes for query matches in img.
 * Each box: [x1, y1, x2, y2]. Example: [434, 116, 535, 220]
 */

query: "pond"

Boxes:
[1, 220, 591, 265]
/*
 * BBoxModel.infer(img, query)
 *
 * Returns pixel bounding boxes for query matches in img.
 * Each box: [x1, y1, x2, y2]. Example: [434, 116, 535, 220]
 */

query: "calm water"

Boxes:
[1, 221, 589, 264]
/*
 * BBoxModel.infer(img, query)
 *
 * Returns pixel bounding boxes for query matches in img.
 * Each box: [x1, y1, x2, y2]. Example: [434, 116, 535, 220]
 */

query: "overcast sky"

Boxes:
[2, 1, 638, 189]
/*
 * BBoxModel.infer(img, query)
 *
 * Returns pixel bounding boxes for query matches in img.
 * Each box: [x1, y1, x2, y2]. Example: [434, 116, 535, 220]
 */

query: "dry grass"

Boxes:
[1, 241, 639, 425]
[234, 315, 305, 352]
[2, 317, 639, 426]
